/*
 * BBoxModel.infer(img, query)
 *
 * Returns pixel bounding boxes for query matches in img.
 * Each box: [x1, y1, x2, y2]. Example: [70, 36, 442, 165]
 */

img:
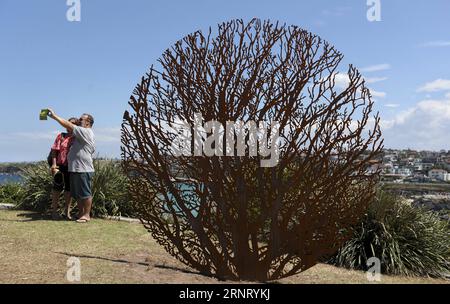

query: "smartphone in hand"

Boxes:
[39, 109, 49, 120]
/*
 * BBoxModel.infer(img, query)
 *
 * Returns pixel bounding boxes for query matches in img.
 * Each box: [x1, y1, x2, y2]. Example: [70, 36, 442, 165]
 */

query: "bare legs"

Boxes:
[63, 191, 72, 219]
[77, 197, 92, 222]
[51, 190, 61, 219]
[76, 200, 84, 219]
[51, 190, 72, 220]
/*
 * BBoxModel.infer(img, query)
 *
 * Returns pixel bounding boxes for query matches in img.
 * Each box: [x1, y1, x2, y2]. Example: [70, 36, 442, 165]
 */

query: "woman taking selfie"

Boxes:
[49, 117, 79, 220]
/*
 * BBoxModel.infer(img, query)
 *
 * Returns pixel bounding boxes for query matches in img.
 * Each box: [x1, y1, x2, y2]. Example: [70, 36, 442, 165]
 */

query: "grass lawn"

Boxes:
[0, 210, 448, 284]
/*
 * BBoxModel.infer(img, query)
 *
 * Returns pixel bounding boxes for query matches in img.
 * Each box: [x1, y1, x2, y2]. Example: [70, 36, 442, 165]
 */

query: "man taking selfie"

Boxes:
[48, 109, 95, 223]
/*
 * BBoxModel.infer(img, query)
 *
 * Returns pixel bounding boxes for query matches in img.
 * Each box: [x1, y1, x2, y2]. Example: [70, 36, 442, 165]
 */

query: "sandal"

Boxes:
[76, 218, 90, 223]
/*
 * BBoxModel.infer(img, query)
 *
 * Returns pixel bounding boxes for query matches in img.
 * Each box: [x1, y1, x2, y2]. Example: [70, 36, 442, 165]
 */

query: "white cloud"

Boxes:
[334, 73, 350, 89]
[381, 95, 450, 150]
[365, 77, 388, 84]
[420, 41, 450, 48]
[7, 131, 59, 141]
[0, 127, 121, 144]
[331, 74, 387, 99]
[417, 79, 450, 92]
[0, 127, 122, 162]
[370, 89, 386, 98]
[384, 103, 399, 108]
[94, 127, 121, 143]
[359, 64, 391, 73]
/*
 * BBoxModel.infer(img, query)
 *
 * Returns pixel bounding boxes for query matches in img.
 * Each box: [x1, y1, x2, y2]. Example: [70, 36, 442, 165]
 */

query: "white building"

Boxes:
[413, 162, 433, 171]
[396, 168, 412, 176]
[428, 169, 450, 181]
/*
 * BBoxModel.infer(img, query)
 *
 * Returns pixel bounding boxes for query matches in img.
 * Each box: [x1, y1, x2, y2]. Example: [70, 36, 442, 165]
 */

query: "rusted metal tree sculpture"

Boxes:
[121, 19, 383, 281]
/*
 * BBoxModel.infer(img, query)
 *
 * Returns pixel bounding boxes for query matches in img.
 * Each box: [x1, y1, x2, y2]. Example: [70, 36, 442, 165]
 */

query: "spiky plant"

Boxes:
[329, 190, 450, 278]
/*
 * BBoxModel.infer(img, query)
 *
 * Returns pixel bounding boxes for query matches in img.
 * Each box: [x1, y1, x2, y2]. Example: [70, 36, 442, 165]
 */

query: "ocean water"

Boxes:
[0, 174, 23, 185]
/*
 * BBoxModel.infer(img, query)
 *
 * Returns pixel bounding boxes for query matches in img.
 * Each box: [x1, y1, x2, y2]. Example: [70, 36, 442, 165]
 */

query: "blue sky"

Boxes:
[1, 0, 450, 162]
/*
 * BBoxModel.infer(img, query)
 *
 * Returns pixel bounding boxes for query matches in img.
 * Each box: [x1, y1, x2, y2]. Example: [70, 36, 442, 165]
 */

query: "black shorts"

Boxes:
[52, 165, 70, 192]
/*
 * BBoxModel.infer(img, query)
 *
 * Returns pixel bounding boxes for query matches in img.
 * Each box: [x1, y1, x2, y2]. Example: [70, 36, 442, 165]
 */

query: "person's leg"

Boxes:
[51, 189, 61, 219]
[70, 172, 82, 219]
[63, 191, 72, 219]
[77, 172, 93, 222]
[79, 196, 92, 221]
[76, 200, 84, 219]
[61, 167, 72, 219]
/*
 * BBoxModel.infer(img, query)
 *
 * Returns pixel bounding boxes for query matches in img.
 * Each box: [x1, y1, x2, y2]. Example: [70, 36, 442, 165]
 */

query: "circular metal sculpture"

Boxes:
[121, 19, 383, 281]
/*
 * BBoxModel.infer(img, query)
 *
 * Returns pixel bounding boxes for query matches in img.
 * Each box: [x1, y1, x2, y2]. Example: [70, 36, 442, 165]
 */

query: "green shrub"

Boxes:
[15, 160, 136, 217]
[16, 162, 53, 212]
[90, 159, 136, 217]
[0, 182, 25, 205]
[328, 190, 450, 278]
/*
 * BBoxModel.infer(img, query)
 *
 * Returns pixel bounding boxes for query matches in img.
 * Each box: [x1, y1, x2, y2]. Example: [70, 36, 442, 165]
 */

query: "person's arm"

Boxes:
[50, 134, 61, 175]
[47, 108, 75, 132]
[51, 150, 58, 175]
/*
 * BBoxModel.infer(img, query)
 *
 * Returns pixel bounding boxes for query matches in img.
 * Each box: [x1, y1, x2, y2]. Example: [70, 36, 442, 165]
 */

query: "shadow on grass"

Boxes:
[2, 212, 74, 222]
[0, 211, 49, 222]
[17, 212, 49, 220]
[55, 251, 205, 277]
